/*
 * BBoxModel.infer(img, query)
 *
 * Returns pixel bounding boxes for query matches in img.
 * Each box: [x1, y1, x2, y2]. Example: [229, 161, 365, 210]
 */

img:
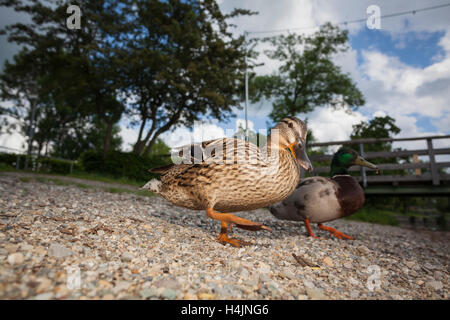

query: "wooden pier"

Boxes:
[307, 134, 450, 196]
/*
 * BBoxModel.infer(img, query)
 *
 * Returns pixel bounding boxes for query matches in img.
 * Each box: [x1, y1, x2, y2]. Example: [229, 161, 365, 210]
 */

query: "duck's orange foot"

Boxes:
[206, 208, 272, 232]
[217, 233, 252, 247]
[234, 222, 272, 232]
[318, 224, 354, 240]
[304, 218, 321, 239]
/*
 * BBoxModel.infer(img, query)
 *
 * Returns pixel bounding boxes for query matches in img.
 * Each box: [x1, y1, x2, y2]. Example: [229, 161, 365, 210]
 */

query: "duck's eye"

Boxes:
[288, 122, 294, 128]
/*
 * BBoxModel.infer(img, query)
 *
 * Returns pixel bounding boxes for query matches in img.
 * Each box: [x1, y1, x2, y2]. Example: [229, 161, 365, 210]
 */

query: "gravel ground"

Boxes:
[0, 174, 448, 300]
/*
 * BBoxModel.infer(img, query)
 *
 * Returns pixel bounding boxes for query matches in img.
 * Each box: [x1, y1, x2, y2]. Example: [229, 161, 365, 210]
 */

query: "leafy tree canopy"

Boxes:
[249, 23, 365, 123]
[350, 115, 401, 152]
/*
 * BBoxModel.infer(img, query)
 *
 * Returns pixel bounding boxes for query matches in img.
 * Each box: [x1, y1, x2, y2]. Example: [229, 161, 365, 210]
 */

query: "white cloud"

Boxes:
[119, 124, 138, 152]
[235, 118, 254, 131]
[0, 132, 26, 152]
[157, 118, 257, 150]
[161, 121, 226, 149]
[305, 108, 367, 142]
[0, 115, 26, 152]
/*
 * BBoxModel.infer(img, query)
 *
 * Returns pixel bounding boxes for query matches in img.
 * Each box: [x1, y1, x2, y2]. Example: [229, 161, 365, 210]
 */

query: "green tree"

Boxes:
[350, 115, 401, 152]
[51, 119, 123, 160]
[0, 0, 127, 156]
[0, 49, 43, 167]
[146, 138, 171, 158]
[120, 0, 256, 156]
[250, 23, 365, 122]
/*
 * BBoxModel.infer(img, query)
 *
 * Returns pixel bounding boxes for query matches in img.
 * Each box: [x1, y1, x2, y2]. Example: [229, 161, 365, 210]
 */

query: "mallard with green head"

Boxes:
[142, 117, 312, 247]
[269, 148, 378, 239]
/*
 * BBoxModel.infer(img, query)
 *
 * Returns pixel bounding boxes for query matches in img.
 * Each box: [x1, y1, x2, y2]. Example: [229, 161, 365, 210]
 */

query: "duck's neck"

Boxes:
[330, 163, 349, 177]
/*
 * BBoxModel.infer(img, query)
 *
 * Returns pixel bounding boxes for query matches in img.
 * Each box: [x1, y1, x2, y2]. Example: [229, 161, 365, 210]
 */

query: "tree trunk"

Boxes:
[103, 121, 113, 157]
[24, 99, 37, 171]
[143, 135, 160, 157]
[133, 140, 145, 154]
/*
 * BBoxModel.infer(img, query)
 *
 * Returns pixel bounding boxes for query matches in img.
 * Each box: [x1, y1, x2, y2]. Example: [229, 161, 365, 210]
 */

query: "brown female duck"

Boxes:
[269, 148, 377, 239]
[142, 117, 312, 247]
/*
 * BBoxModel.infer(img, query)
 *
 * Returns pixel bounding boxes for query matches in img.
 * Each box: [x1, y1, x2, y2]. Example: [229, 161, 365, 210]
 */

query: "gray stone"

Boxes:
[302, 279, 315, 289]
[425, 281, 443, 291]
[112, 281, 131, 294]
[357, 245, 370, 255]
[153, 277, 180, 290]
[48, 243, 73, 259]
[120, 252, 134, 262]
[160, 288, 177, 300]
[359, 257, 370, 266]
[7, 252, 24, 265]
[140, 288, 157, 299]
[34, 292, 54, 300]
[306, 287, 328, 300]
[433, 271, 444, 280]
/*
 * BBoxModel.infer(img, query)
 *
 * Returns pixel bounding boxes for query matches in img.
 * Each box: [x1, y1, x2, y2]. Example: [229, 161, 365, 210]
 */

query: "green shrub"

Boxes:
[0, 162, 14, 172]
[80, 150, 171, 182]
[37, 158, 80, 174]
[0, 152, 25, 167]
[345, 206, 399, 226]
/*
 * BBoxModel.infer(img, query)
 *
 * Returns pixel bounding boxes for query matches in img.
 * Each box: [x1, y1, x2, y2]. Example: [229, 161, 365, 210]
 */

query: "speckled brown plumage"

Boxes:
[155, 138, 301, 212]
[142, 117, 312, 247]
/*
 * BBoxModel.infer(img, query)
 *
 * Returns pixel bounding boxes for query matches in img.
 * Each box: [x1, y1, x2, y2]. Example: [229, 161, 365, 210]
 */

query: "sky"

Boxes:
[1, 0, 450, 154]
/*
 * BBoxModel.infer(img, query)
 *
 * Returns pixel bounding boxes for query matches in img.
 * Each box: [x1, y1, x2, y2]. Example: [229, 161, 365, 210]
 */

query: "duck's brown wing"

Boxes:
[172, 138, 266, 164]
[149, 137, 268, 174]
[148, 140, 217, 173]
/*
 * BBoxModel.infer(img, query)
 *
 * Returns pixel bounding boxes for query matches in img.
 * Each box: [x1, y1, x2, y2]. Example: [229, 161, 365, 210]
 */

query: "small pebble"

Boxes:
[7, 253, 24, 265]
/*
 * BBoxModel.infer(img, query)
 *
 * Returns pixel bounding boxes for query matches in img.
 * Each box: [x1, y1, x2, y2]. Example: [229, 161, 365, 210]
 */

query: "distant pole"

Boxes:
[359, 143, 367, 188]
[244, 31, 249, 141]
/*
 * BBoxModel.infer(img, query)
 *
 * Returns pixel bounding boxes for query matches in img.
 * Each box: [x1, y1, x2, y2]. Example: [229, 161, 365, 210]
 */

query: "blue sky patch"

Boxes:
[349, 28, 445, 68]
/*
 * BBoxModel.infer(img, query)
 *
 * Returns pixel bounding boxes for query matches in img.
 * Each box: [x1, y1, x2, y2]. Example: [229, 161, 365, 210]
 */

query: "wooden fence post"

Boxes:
[427, 138, 440, 186]
[359, 143, 367, 188]
[412, 154, 421, 175]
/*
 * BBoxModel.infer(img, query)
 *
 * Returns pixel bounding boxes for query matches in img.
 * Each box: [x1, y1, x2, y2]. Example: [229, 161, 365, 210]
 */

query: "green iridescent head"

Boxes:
[330, 147, 378, 177]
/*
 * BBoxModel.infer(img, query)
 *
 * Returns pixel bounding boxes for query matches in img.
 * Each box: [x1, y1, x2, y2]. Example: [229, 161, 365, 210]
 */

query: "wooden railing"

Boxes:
[307, 135, 450, 188]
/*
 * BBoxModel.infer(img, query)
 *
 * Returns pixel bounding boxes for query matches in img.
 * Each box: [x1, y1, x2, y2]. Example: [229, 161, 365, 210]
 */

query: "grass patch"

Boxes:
[17, 175, 153, 197]
[344, 206, 399, 226]
[0, 163, 15, 172]
[67, 171, 145, 187]
[3, 167, 147, 187]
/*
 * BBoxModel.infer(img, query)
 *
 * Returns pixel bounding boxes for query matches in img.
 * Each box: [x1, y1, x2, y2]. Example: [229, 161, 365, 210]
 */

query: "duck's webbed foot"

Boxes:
[318, 223, 354, 240]
[304, 218, 321, 239]
[206, 208, 272, 247]
[217, 223, 252, 247]
[206, 208, 272, 231]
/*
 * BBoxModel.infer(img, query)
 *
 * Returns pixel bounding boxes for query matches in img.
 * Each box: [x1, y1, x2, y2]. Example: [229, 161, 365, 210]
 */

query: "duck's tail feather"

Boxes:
[141, 179, 162, 193]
